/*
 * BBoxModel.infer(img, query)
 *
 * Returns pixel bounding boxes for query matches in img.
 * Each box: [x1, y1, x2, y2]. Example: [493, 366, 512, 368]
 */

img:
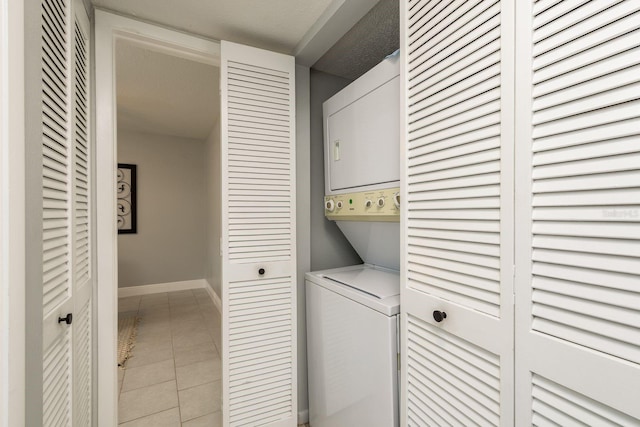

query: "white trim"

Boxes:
[204, 282, 222, 313]
[0, 0, 25, 426]
[295, 64, 311, 421]
[95, 11, 220, 425]
[298, 409, 309, 424]
[118, 279, 207, 298]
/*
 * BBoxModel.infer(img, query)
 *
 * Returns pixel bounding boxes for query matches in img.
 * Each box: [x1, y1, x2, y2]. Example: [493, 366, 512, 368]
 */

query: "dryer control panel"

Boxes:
[324, 188, 400, 222]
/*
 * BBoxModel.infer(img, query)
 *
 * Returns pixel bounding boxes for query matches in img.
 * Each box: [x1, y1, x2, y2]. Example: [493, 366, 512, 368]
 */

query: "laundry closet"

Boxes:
[305, 1, 640, 426]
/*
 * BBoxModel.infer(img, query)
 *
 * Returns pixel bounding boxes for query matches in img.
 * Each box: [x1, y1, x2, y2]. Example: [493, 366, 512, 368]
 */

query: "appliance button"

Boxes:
[325, 199, 335, 212]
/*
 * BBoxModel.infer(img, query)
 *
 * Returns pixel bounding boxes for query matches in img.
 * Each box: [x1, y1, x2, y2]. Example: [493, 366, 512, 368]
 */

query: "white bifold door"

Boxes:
[400, 0, 515, 425]
[220, 41, 297, 427]
[401, 0, 640, 425]
[25, 0, 93, 425]
[514, 1, 640, 424]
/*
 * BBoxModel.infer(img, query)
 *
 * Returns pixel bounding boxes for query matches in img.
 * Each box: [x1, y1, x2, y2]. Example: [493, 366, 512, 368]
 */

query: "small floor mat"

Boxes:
[117, 314, 140, 368]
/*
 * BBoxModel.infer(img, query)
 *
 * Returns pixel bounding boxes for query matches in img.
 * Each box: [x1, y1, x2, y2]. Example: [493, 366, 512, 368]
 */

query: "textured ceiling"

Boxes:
[116, 41, 219, 140]
[312, 0, 399, 81]
[92, 0, 334, 54]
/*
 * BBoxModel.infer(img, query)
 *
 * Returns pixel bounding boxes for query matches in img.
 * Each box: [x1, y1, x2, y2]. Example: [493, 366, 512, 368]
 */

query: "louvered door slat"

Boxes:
[30, 0, 93, 424]
[72, 9, 92, 425]
[402, 0, 514, 425]
[222, 41, 296, 427]
[529, 0, 640, 359]
[43, 330, 71, 426]
[412, 1, 500, 67]
[228, 275, 294, 427]
[41, 0, 71, 319]
[534, 33, 639, 87]
[515, 0, 640, 423]
[407, 315, 501, 427]
[531, 375, 639, 427]
[73, 299, 91, 426]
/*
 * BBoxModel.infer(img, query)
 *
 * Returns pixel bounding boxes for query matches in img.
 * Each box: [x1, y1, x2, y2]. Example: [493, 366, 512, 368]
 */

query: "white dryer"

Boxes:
[306, 264, 399, 427]
[307, 53, 401, 427]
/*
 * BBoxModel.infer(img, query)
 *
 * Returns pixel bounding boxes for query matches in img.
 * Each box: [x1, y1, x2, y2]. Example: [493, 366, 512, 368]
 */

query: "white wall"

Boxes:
[117, 129, 208, 287]
[309, 69, 362, 270]
[204, 120, 222, 298]
[0, 1, 25, 425]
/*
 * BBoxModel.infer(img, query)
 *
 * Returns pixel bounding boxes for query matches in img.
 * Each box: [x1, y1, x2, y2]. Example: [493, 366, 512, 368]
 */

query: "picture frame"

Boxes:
[117, 163, 137, 234]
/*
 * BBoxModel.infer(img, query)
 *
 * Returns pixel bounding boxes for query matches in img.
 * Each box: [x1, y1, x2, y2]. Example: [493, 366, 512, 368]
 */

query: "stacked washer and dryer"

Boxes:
[306, 54, 401, 427]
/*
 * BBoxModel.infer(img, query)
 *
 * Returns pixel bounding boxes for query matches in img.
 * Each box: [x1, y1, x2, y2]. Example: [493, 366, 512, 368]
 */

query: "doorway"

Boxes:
[95, 11, 222, 425]
[113, 37, 223, 425]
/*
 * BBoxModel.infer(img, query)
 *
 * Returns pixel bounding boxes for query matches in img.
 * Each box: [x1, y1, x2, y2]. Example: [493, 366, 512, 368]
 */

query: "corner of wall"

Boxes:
[204, 121, 222, 299]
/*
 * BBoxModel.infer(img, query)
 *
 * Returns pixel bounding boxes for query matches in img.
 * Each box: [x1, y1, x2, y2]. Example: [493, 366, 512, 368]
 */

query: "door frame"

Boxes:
[0, 0, 25, 425]
[94, 11, 220, 425]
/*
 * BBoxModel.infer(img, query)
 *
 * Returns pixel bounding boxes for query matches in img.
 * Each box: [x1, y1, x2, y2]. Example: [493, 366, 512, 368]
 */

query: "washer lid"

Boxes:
[321, 268, 399, 299]
[306, 265, 400, 315]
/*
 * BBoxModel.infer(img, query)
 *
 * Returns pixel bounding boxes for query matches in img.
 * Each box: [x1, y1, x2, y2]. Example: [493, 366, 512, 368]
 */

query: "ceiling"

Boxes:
[108, 0, 397, 139]
[312, 0, 399, 81]
[92, 0, 335, 54]
[116, 41, 219, 140]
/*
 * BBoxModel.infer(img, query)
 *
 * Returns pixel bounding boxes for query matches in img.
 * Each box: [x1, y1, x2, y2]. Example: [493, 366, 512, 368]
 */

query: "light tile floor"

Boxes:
[118, 288, 222, 426]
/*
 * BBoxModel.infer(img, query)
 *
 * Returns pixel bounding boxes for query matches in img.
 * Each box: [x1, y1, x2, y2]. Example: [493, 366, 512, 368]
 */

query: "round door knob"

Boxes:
[258, 268, 265, 275]
[58, 313, 73, 325]
[433, 310, 447, 323]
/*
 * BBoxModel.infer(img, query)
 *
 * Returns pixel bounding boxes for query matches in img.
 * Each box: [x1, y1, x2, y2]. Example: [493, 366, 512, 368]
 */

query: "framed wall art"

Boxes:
[117, 163, 137, 234]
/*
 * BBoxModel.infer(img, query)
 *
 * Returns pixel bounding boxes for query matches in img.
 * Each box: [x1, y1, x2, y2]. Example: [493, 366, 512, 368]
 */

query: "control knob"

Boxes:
[365, 200, 373, 208]
[377, 197, 385, 208]
[325, 199, 335, 212]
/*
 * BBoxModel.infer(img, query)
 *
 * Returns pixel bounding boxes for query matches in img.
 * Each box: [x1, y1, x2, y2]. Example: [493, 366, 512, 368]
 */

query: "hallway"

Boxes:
[117, 289, 222, 426]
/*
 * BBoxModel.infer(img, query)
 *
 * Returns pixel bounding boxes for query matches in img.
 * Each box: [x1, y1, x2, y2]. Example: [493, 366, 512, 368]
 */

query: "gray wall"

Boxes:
[310, 69, 362, 271]
[295, 64, 312, 421]
[204, 121, 222, 298]
[117, 129, 207, 287]
[294, 68, 362, 423]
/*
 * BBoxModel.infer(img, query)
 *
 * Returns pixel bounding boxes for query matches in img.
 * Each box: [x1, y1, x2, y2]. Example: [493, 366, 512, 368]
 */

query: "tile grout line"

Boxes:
[173, 290, 185, 425]
[118, 289, 221, 425]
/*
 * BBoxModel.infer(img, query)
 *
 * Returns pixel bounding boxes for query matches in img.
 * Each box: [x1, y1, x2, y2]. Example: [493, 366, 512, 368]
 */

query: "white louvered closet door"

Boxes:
[71, 2, 92, 425]
[400, 0, 515, 425]
[514, 1, 640, 424]
[220, 41, 297, 427]
[39, 0, 93, 425]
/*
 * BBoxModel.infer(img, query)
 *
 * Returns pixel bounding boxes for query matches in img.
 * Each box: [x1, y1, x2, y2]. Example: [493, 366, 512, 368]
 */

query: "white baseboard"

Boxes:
[118, 279, 207, 298]
[204, 280, 222, 312]
[298, 409, 309, 424]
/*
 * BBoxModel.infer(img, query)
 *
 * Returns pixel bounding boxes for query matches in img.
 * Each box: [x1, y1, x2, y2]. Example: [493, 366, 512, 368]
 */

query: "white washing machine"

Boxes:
[306, 264, 400, 427]
[307, 53, 401, 427]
